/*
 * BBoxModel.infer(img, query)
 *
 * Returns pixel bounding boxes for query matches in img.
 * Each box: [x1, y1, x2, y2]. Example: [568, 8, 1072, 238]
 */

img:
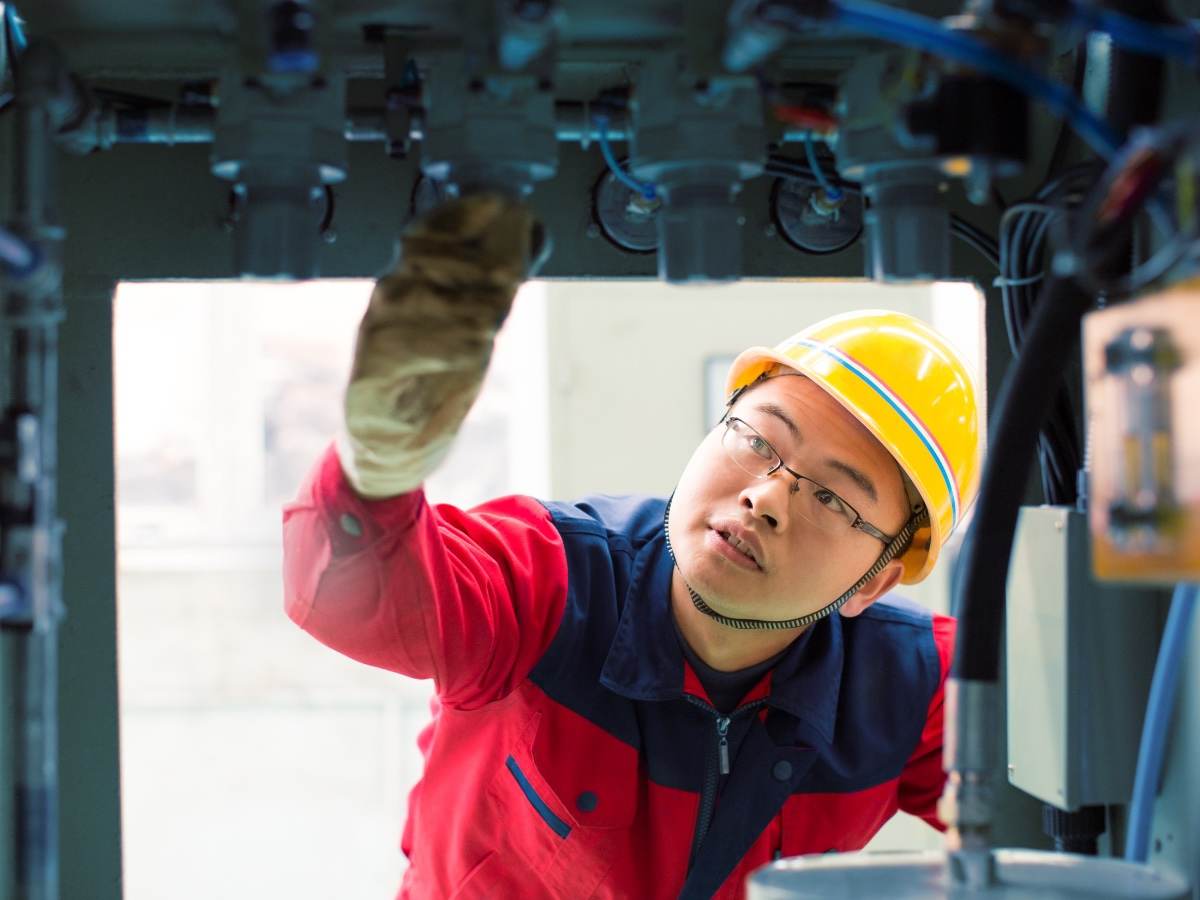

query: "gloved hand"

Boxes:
[336, 192, 545, 499]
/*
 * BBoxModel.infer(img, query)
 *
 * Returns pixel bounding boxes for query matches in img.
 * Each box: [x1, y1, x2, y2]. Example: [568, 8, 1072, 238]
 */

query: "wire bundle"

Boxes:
[997, 163, 1101, 505]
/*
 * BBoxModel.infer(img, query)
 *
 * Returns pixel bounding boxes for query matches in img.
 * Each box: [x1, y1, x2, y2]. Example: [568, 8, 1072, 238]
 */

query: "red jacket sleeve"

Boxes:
[896, 613, 956, 830]
[282, 443, 569, 710]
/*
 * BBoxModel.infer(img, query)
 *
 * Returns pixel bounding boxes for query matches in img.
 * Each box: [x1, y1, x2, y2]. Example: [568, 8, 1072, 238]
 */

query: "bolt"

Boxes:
[322, 228, 338, 245]
[764, 224, 777, 238]
[586, 223, 600, 238]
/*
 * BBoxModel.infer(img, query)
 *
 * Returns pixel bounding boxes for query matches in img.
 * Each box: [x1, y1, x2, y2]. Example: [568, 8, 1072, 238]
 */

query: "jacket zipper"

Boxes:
[684, 695, 768, 870]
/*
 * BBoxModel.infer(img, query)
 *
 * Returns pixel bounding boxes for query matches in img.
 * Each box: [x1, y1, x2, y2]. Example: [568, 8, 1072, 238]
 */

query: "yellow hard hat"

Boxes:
[725, 310, 982, 584]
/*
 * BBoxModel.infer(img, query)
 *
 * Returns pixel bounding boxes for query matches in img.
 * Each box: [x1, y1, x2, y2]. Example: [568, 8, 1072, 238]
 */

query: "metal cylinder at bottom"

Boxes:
[747, 849, 1190, 899]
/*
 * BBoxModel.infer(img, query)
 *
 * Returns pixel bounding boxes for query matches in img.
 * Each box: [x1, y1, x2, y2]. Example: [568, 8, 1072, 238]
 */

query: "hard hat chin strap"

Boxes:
[662, 496, 925, 632]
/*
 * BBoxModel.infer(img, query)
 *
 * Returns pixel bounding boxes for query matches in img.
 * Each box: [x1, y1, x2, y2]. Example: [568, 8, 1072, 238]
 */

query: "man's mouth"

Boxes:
[715, 529, 762, 569]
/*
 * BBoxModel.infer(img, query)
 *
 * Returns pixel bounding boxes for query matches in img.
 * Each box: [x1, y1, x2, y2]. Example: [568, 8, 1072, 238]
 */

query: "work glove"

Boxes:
[336, 192, 546, 499]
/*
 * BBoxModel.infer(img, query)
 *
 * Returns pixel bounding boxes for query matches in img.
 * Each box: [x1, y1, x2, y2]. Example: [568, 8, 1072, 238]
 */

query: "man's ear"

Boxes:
[839, 559, 905, 618]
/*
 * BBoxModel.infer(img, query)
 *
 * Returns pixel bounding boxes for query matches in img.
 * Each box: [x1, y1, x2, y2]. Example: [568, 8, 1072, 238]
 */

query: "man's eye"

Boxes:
[747, 436, 773, 459]
[814, 489, 846, 512]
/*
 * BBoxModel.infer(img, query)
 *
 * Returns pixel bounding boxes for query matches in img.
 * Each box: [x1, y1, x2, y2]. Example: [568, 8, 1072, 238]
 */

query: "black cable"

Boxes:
[997, 163, 1101, 504]
[952, 273, 1096, 680]
[950, 217, 1000, 268]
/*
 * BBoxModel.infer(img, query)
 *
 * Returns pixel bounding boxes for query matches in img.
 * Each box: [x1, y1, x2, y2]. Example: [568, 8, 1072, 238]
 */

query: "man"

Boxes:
[283, 194, 982, 899]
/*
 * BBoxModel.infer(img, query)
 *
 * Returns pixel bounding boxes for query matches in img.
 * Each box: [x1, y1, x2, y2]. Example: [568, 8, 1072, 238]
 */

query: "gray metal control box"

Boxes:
[1006, 506, 1165, 810]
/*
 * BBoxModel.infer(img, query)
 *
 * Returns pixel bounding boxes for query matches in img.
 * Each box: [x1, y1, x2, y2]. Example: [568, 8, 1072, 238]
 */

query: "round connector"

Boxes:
[591, 165, 659, 254]
[771, 177, 863, 255]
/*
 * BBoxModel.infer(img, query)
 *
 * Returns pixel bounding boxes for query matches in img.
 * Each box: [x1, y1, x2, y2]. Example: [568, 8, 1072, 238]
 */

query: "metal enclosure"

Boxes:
[1006, 507, 1166, 811]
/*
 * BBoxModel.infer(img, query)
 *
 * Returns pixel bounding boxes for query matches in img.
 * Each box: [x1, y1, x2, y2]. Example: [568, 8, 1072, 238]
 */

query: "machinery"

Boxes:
[0, 1, 1198, 898]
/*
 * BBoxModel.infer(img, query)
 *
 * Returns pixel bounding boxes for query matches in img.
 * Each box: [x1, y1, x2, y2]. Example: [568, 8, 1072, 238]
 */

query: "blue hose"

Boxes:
[592, 114, 657, 201]
[804, 133, 842, 201]
[4, 4, 27, 54]
[829, 1, 1123, 160]
[1072, 6, 1199, 67]
[1125, 582, 1199, 863]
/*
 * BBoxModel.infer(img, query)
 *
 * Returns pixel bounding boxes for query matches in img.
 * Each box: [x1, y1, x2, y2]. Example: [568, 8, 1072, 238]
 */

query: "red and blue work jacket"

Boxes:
[283, 445, 955, 899]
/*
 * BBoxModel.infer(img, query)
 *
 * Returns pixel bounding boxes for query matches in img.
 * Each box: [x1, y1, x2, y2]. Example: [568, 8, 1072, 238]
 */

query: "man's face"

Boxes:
[669, 373, 911, 621]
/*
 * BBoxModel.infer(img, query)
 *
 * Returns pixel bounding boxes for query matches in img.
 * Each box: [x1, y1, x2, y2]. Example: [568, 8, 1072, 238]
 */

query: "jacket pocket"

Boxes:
[504, 755, 573, 838]
[482, 706, 640, 897]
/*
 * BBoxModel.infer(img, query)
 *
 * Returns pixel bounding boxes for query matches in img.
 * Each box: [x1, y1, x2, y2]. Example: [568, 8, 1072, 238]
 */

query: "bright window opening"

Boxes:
[115, 278, 983, 899]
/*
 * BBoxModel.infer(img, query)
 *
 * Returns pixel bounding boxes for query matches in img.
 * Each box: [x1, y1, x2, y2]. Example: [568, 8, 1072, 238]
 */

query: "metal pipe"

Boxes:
[101, 101, 635, 148]
[99, 101, 816, 150]
[2, 38, 71, 900]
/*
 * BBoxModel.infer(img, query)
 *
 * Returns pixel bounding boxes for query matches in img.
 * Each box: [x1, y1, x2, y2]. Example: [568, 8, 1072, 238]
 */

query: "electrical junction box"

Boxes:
[1006, 506, 1165, 810]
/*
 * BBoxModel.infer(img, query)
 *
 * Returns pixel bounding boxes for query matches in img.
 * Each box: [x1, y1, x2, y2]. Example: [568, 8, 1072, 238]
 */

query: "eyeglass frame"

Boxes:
[719, 414, 899, 545]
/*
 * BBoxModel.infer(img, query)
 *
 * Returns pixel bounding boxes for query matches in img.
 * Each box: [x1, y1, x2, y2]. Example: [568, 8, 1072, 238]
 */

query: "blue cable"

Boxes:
[829, 1, 1123, 160]
[1126, 582, 1199, 864]
[804, 133, 842, 200]
[592, 114, 657, 201]
[1072, 5, 1199, 67]
[4, 4, 27, 54]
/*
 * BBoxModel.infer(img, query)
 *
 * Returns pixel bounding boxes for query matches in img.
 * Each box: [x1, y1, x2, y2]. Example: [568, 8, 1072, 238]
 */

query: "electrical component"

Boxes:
[835, 52, 951, 282]
[420, 65, 557, 197]
[721, 0, 792, 73]
[211, 69, 346, 279]
[591, 166, 659, 254]
[1104, 327, 1181, 547]
[628, 54, 765, 283]
[770, 177, 862, 255]
[266, 1, 318, 74]
[211, 5, 345, 279]
[1085, 282, 1200, 581]
[496, 0, 562, 71]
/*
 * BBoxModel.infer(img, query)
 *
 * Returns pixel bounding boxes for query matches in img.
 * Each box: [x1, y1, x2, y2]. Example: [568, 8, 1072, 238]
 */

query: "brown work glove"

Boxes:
[336, 193, 543, 499]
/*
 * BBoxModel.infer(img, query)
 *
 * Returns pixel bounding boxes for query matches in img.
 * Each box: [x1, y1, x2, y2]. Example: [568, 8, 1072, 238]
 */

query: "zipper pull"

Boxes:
[717, 716, 731, 775]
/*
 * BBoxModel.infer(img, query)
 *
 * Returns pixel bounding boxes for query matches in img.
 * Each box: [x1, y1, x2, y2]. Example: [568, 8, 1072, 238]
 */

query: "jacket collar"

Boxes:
[598, 529, 845, 745]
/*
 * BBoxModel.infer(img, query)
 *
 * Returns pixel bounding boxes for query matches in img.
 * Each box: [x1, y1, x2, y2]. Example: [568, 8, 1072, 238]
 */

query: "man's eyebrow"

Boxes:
[755, 403, 802, 443]
[752, 402, 879, 503]
[824, 459, 878, 504]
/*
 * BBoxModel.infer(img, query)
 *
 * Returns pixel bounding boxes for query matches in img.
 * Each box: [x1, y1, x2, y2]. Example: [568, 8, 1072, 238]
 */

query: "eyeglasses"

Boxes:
[721, 416, 897, 544]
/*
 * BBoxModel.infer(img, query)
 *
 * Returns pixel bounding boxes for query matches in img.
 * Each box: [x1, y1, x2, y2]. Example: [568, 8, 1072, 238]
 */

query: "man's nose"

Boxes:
[739, 474, 792, 531]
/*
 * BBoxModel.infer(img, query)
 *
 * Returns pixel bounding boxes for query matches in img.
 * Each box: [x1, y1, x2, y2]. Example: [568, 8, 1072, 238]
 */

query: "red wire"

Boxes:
[1099, 150, 1167, 225]
[771, 104, 838, 134]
